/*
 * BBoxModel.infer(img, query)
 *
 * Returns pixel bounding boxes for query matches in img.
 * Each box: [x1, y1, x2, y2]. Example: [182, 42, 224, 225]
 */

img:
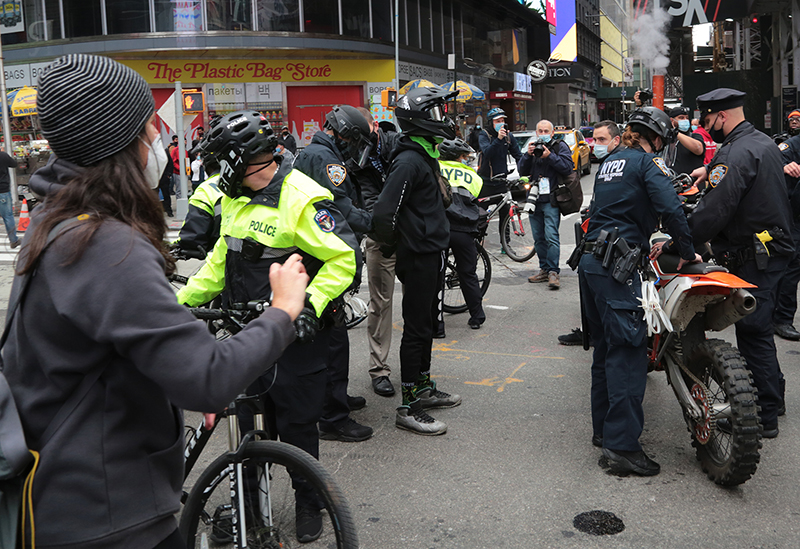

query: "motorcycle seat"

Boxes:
[656, 253, 728, 275]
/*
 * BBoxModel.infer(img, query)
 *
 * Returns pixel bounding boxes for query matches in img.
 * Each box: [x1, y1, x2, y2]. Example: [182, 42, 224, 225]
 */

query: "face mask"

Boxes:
[540, 134, 552, 143]
[593, 144, 609, 160]
[710, 113, 726, 142]
[678, 120, 691, 132]
[691, 125, 698, 132]
[494, 121, 505, 133]
[141, 135, 168, 189]
[461, 158, 471, 166]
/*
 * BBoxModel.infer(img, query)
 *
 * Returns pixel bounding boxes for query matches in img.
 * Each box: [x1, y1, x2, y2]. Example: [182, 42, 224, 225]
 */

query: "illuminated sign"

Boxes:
[515, 0, 556, 34]
[549, 0, 576, 62]
[182, 90, 205, 113]
[646, 0, 750, 28]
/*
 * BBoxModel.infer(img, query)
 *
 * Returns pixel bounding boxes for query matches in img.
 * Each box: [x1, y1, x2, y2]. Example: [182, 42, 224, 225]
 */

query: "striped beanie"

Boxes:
[37, 54, 154, 167]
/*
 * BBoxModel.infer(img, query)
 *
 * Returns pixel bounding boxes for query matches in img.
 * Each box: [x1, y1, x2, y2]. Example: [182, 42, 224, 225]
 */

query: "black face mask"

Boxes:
[710, 113, 726, 142]
[369, 131, 379, 147]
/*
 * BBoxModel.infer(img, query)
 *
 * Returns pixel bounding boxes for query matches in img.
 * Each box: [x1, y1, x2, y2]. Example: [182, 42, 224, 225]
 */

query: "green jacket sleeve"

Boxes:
[175, 235, 228, 306]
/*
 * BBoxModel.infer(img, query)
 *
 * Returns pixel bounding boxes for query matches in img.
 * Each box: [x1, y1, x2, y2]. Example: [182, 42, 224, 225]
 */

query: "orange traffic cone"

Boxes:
[17, 198, 29, 232]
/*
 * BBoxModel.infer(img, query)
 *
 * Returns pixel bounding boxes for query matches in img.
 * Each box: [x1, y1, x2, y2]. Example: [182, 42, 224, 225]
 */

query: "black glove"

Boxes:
[379, 244, 396, 258]
[294, 307, 320, 344]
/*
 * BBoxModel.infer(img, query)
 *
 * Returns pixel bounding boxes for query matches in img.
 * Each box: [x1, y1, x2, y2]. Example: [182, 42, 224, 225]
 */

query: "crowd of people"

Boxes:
[3, 51, 799, 548]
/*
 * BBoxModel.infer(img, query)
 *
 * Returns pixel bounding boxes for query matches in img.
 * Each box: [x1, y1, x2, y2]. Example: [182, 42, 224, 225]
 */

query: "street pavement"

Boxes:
[1, 164, 799, 547]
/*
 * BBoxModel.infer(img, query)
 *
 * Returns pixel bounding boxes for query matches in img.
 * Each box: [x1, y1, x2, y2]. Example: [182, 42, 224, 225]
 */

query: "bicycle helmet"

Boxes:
[323, 105, 373, 168]
[487, 108, 506, 121]
[627, 107, 672, 140]
[194, 111, 277, 198]
[438, 138, 474, 161]
[395, 85, 459, 139]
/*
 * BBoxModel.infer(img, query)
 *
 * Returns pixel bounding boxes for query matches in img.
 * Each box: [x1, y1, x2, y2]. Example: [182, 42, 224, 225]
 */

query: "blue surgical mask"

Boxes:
[678, 120, 691, 132]
[461, 158, 471, 166]
[593, 144, 609, 160]
[494, 122, 504, 133]
[540, 134, 552, 143]
[691, 125, 698, 132]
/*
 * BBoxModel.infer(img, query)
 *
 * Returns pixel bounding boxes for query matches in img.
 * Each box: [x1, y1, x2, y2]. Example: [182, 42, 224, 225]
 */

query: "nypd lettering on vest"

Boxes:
[314, 209, 336, 232]
[597, 159, 627, 182]
[440, 166, 475, 186]
[248, 219, 277, 236]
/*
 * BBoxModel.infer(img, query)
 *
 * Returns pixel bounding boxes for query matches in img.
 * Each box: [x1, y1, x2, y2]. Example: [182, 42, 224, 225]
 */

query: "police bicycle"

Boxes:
[477, 175, 536, 262]
[180, 302, 359, 548]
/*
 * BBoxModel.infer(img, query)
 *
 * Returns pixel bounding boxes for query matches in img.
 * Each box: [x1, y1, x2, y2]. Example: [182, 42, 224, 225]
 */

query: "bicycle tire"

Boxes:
[500, 209, 536, 262]
[442, 242, 492, 314]
[180, 440, 358, 549]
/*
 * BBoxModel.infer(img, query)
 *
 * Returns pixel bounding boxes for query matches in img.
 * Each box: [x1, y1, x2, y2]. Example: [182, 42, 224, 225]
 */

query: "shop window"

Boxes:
[303, 0, 338, 34]
[420, 0, 431, 51]
[155, 0, 203, 32]
[107, 0, 150, 34]
[257, 0, 300, 31]
[406, 0, 419, 48]
[342, 0, 369, 37]
[207, 0, 253, 30]
[431, 0, 442, 53]
[371, 0, 391, 42]
[63, 0, 102, 37]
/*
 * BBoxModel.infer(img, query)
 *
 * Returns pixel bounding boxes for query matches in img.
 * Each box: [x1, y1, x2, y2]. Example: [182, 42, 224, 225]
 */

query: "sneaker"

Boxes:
[319, 417, 373, 442]
[602, 448, 660, 476]
[296, 505, 323, 543]
[347, 394, 366, 411]
[416, 384, 462, 409]
[396, 402, 447, 435]
[548, 271, 560, 289]
[9, 239, 19, 249]
[468, 319, 482, 330]
[528, 269, 548, 283]
[558, 328, 583, 346]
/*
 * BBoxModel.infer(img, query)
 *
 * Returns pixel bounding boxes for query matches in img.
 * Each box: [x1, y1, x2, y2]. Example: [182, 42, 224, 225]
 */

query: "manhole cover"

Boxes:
[573, 510, 625, 535]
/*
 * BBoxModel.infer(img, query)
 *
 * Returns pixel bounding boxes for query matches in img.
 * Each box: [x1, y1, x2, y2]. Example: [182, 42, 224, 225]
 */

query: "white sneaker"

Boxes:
[396, 403, 447, 436]
[416, 384, 462, 409]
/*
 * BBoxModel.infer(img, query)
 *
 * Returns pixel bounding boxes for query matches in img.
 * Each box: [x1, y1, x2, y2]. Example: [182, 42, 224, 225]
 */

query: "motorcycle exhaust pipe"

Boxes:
[704, 289, 757, 331]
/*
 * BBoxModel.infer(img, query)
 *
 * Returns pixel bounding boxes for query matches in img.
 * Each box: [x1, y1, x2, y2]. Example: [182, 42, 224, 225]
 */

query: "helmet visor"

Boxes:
[428, 104, 446, 122]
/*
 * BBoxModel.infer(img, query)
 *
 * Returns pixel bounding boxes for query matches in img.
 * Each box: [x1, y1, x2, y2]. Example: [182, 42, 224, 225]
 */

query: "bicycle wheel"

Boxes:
[500, 208, 536, 262]
[180, 440, 358, 549]
[442, 242, 492, 314]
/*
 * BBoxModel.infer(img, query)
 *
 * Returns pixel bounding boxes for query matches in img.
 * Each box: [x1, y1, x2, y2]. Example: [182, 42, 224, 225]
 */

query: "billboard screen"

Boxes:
[549, 0, 576, 62]
[515, 0, 556, 34]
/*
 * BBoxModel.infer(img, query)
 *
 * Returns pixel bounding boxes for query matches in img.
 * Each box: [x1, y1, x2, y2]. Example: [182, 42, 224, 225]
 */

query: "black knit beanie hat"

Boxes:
[37, 54, 155, 167]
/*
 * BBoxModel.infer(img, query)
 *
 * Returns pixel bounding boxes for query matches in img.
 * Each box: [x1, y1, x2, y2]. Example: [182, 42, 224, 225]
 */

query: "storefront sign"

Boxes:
[397, 62, 453, 84]
[4, 62, 53, 89]
[206, 83, 245, 108]
[489, 91, 534, 101]
[526, 60, 547, 83]
[245, 82, 283, 103]
[546, 63, 586, 82]
[368, 82, 394, 95]
[118, 59, 395, 84]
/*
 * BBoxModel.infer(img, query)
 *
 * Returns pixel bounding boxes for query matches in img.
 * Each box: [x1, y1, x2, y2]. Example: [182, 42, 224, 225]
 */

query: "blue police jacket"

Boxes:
[586, 146, 695, 261]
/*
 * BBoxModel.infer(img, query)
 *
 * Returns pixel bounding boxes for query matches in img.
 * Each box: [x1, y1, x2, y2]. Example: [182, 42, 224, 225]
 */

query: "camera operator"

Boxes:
[633, 88, 653, 107]
[517, 119, 574, 289]
[664, 106, 705, 175]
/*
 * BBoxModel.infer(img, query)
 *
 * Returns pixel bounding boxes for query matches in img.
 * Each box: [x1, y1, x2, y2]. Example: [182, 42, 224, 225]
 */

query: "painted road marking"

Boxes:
[466, 362, 526, 392]
[432, 340, 564, 360]
[485, 305, 509, 310]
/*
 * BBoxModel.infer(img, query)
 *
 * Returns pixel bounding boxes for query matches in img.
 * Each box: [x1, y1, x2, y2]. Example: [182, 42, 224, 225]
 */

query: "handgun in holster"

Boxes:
[611, 237, 642, 284]
[602, 228, 619, 270]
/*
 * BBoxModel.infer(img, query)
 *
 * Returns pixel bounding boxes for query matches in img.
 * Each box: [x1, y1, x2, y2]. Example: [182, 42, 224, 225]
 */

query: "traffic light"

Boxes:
[381, 88, 397, 109]
[751, 14, 758, 24]
[182, 90, 205, 114]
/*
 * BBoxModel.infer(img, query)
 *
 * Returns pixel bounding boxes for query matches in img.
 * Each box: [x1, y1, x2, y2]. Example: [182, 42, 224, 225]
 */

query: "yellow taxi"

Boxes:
[554, 127, 592, 176]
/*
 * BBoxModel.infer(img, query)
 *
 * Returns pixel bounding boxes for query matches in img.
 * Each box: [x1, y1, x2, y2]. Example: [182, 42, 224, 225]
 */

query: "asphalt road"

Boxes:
[1, 163, 799, 548]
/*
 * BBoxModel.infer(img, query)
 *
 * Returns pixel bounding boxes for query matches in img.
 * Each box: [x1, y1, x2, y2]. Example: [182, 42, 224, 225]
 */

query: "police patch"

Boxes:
[314, 209, 336, 232]
[708, 165, 728, 188]
[652, 157, 670, 176]
[779, 142, 789, 151]
[326, 164, 347, 187]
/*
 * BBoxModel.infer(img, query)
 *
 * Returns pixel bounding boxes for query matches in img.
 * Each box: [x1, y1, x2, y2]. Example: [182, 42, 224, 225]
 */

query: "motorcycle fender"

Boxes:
[659, 276, 694, 326]
[688, 272, 757, 289]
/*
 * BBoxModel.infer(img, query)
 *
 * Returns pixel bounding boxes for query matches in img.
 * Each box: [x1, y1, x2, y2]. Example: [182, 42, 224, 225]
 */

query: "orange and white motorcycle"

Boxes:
[644, 243, 761, 486]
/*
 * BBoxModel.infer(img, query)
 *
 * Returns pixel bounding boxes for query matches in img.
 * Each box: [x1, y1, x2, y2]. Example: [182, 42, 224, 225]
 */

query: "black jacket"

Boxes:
[281, 132, 297, 154]
[517, 139, 574, 204]
[352, 128, 400, 212]
[0, 151, 17, 193]
[689, 121, 795, 258]
[372, 136, 450, 254]
[294, 131, 372, 235]
[477, 127, 522, 179]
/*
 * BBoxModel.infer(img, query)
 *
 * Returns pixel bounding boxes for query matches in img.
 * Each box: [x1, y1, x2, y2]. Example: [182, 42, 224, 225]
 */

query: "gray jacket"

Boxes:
[4, 158, 296, 549]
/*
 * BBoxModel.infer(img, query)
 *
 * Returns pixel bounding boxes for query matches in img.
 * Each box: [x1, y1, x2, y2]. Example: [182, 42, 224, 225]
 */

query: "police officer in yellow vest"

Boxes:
[176, 112, 359, 543]
[438, 138, 486, 329]
[172, 157, 223, 257]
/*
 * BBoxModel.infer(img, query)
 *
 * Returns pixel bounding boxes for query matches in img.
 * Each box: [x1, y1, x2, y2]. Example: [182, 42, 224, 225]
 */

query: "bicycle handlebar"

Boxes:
[188, 301, 270, 321]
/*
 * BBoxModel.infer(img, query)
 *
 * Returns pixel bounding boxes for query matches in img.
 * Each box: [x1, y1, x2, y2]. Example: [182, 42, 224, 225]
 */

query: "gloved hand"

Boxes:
[294, 307, 320, 344]
[380, 244, 396, 258]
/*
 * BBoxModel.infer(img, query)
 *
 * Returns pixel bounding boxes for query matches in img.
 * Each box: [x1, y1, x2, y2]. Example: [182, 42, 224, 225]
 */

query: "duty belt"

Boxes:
[582, 240, 598, 254]
[225, 236, 298, 259]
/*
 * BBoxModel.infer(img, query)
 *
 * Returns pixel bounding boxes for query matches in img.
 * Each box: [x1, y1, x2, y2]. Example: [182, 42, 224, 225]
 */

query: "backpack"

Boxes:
[550, 169, 583, 215]
[0, 216, 102, 549]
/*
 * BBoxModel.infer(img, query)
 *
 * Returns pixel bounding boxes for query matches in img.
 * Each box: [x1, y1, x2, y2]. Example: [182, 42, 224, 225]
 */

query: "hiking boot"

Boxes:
[548, 271, 560, 289]
[528, 269, 548, 283]
[558, 328, 583, 346]
[602, 448, 660, 476]
[396, 402, 447, 435]
[9, 239, 19, 249]
[296, 505, 323, 543]
[416, 383, 462, 409]
[319, 418, 373, 442]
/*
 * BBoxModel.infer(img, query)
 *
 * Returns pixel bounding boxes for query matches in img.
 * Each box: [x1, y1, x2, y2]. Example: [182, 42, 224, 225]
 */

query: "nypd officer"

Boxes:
[581, 107, 699, 476]
[172, 156, 222, 257]
[294, 104, 374, 443]
[177, 111, 359, 542]
[773, 132, 800, 341]
[681, 89, 794, 438]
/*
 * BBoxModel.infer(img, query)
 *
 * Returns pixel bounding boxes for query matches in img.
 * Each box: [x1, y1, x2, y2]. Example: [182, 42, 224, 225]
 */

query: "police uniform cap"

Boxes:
[696, 88, 746, 117]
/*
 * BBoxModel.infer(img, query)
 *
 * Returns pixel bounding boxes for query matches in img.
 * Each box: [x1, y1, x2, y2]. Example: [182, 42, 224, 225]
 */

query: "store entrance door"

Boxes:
[286, 85, 363, 149]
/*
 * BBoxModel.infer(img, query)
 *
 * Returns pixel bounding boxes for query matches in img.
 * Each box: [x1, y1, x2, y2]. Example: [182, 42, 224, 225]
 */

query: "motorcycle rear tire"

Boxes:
[685, 339, 761, 486]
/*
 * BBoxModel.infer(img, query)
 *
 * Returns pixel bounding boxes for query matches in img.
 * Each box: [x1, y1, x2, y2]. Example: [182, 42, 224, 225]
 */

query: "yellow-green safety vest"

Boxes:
[438, 160, 483, 198]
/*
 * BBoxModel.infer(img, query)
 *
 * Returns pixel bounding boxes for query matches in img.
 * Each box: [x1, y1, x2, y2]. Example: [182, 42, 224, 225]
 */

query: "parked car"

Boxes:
[580, 126, 596, 160]
[554, 128, 592, 175]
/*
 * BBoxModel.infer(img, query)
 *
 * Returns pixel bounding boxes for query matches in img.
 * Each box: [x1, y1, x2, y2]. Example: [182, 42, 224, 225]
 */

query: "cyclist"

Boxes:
[438, 137, 486, 330]
[172, 155, 222, 257]
[3, 54, 307, 549]
[372, 85, 462, 436]
[294, 104, 374, 443]
[177, 111, 359, 542]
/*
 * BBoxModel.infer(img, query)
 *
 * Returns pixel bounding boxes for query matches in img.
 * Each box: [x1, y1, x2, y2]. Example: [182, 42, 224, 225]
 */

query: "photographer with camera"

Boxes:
[517, 119, 574, 289]
[633, 88, 653, 107]
[665, 106, 705, 175]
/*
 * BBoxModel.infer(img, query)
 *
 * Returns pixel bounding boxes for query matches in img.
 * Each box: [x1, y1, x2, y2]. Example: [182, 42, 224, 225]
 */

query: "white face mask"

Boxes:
[141, 135, 168, 189]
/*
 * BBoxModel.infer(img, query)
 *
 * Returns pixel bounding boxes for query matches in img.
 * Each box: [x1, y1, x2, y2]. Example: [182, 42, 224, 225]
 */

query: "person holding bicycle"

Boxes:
[177, 111, 360, 542]
[3, 54, 308, 549]
[438, 138, 486, 330]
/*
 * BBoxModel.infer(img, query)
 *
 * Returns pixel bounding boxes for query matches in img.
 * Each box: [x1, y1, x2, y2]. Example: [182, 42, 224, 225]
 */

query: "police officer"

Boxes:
[294, 104, 374, 443]
[683, 89, 794, 438]
[177, 111, 359, 542]
[438, 138, 486, 329]
[581, 107, 699, 476]
[372, 86, 462, 436]
[775, 133, 800, 341]
[172, 156, 222, 257]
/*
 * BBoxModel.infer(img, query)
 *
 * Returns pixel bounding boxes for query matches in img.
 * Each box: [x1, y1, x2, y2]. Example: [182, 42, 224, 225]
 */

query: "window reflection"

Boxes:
[257, 0, 299, 31]
[207, 0, 252, 30]
[156, 0, 203, 32]
[406, 0, 419, 48]
[108, 0, 150, 34]
[371, 0, 391, 41]
[303, 0, 338, 34]
[22, 0, 48, 41]
[342, 0, 368, 38]
[63, 0, 102, 37]
[420, 0, 430, 51]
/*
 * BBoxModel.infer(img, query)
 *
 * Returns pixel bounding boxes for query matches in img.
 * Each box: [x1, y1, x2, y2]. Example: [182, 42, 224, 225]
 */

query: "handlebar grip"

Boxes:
[188, 308, 226, 320]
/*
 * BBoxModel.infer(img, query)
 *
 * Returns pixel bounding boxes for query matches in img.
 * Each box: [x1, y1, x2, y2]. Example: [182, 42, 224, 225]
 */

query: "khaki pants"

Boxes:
[364, 237, 396, 379]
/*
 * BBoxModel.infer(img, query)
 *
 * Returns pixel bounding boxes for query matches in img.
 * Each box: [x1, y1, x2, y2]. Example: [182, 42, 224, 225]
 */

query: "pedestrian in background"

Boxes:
[281, 125, 298, 154]
[0, 149, 20, 248]
[775, 132, 800, 341]
[693, 114, 717, 165]
[190, 153, 204, 191]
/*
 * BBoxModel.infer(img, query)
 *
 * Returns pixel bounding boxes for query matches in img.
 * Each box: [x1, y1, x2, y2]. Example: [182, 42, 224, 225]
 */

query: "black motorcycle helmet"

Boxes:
[438, 138, 473, 161]
[628, 107, 672, 152]
[324, 105, 373, 168]
[395, 85, 459, 140]
[194, 111, 277, 198]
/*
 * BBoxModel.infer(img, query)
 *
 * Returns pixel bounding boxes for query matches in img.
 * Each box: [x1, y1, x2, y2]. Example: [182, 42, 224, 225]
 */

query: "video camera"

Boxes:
[638, 88, 653, 103]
